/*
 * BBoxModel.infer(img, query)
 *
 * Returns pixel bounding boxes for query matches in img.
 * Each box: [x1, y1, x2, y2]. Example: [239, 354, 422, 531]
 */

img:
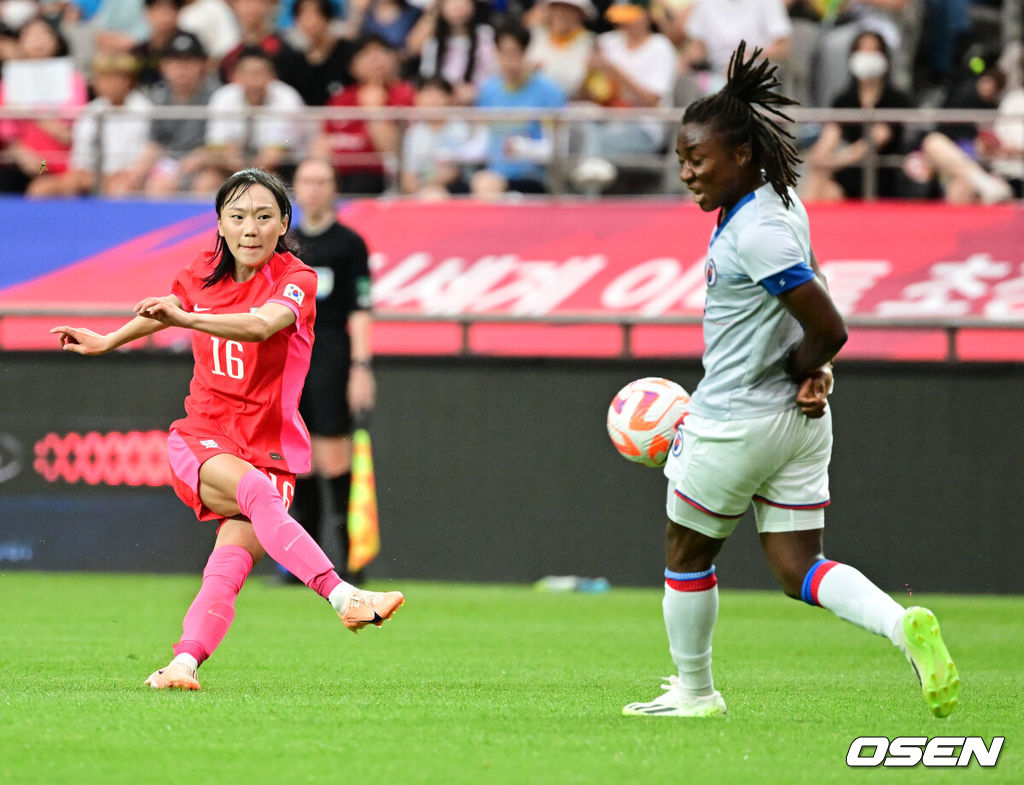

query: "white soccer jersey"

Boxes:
[688, 183, 816, 421]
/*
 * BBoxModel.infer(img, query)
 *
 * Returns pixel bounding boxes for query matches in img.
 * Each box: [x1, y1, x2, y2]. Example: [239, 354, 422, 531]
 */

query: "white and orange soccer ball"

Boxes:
[606, 377, 690, 467]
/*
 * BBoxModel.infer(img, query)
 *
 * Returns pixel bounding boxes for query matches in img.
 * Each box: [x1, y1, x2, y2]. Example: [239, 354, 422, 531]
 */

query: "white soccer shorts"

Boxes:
[664, 407, 832, 539]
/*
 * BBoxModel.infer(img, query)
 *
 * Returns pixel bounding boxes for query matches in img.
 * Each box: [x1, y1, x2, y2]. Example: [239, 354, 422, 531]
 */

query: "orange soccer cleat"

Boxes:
[144, 661, 201, 691]
[339, 589, 405, 632]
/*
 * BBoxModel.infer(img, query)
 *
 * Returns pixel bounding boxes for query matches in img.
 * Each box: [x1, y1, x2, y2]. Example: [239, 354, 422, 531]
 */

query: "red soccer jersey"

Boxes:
[169, 250, 317, 474]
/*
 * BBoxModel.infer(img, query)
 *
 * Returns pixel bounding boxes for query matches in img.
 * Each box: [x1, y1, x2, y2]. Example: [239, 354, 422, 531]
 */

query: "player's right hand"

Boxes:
[796, 366, 833, 419]
[134, 295, 187, 327]
[50, 325, 109, 355]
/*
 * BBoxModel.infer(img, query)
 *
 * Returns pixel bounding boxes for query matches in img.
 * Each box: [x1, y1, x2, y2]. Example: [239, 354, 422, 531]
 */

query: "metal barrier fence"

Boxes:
[1, 104, 1020, 199]
[5, 304, 1023, 362]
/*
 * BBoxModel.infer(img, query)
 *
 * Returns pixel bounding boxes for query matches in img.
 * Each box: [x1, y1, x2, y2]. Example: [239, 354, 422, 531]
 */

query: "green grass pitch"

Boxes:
[1, 573, 1020, 785]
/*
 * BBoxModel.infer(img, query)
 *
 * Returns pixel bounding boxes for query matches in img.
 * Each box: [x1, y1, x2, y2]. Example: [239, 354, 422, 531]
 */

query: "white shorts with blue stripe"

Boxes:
[664, 407, 832, 539]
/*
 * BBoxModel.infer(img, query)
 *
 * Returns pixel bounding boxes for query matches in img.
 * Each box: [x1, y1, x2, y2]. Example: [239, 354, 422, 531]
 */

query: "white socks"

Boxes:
[659, 559, 907, 704]
[663, 567, 720, 698]
[805, 560, 905, 642]
[171, 653, 199, 672]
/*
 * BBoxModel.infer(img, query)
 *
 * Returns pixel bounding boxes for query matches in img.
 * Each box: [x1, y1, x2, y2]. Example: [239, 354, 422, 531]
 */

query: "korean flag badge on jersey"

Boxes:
[283, 283, 305, 306]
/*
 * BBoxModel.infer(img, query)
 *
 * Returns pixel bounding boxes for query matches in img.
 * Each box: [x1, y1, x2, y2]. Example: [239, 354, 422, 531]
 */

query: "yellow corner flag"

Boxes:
[348, 427, 380, 572]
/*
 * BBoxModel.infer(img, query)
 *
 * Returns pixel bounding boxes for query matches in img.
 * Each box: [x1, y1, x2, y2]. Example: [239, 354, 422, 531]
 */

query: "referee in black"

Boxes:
[289, 156, 375, 582]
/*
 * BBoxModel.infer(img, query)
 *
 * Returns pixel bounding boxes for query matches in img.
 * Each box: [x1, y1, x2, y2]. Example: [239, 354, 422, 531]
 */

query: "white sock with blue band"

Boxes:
[801, 558, 904, 642]
[663, 566, 719, 697]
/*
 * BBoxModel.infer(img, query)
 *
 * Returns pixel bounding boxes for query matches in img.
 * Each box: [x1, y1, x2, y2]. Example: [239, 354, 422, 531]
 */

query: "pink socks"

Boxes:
[236, 468, 342, 600]
[173, 544, 253, 665]
[170, 470, 348, 666]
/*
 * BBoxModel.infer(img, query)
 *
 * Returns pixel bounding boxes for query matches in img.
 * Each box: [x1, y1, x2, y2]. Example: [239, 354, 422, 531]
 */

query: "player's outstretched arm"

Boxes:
[182, 302, 297, 343]
[51, 296, 180, 355]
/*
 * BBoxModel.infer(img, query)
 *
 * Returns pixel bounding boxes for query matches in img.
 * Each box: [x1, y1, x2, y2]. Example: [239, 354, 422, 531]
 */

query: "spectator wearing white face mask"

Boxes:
[801, 30, 913, 202]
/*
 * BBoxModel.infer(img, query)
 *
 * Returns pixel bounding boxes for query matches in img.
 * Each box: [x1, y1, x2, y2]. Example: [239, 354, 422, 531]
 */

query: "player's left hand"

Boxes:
[796, 366, 833, 419]
[134, 296, 188, 327]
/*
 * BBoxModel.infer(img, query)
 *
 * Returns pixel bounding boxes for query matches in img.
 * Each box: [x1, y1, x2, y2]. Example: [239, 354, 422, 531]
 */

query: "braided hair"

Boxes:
[682, 41, 800, 207]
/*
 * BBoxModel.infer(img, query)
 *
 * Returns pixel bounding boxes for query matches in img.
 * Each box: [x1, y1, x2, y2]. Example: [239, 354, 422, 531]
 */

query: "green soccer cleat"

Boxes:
[898, 606, 959, 718]
[622, 676, 727, 718]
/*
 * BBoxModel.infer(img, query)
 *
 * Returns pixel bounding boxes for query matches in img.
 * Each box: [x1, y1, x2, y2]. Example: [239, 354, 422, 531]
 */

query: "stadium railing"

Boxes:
[0, 104, 1019, 199]
[4, 304, 1022, 363]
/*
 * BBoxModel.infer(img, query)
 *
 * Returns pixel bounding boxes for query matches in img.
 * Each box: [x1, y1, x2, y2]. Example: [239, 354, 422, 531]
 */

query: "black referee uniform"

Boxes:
[290, 219, 371, 580]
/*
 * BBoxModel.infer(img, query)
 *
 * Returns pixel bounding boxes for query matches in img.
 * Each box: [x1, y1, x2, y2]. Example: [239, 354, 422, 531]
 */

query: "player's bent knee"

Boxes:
[665, 519, 726, 573]
[215, 518, 265, 562]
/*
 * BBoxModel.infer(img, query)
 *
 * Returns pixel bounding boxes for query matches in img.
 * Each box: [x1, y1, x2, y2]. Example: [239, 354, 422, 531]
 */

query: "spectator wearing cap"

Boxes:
[124, 30, 220, 193]
[29, 51, 151, 195]
[583, 0, 676, 109]
[313, 34, 415, 194]
[471, 22, 566, 197]
[196, 46, 308, 190]
[571, 0, 675, 191]
[131, 0, 188, 90]
[284, 0, 354, 107]
[0, 16, 88, 193]
[219, 0, 301, 84]
[526, 0, 595, 99]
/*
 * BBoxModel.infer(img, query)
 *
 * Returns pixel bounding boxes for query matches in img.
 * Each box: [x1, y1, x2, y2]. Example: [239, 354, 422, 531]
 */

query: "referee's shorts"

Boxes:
[300, 328, 353, 437]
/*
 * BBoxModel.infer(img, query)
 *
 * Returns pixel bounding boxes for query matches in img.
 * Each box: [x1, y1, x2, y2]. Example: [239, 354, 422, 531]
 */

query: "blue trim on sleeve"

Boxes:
[800, 559, 828, 605]
[665, 565, 716, 581]
[759, 262, 816, 296]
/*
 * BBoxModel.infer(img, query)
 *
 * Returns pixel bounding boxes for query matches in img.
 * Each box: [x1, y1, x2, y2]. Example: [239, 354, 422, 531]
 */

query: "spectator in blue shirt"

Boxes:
[471, 21, 565, 196]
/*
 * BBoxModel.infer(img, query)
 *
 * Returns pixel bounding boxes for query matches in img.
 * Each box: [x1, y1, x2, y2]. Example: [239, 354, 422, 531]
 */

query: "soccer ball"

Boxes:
[606, 377, 690, 467]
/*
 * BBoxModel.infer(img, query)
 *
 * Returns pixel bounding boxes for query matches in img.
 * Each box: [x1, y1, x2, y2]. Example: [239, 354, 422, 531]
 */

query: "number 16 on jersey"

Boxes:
[210, 337, 245, 379]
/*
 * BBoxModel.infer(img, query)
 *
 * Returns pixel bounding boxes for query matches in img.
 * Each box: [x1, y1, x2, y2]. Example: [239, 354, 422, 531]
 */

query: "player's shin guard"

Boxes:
[236, 469, 342, 600]
[801, 559, 904, 641]
[663, 567, 719, 698]
[173, 544, 253, 665]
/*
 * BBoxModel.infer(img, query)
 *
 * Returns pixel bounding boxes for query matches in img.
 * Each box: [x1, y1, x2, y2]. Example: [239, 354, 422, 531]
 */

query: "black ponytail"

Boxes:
[683, 41, 801, 207]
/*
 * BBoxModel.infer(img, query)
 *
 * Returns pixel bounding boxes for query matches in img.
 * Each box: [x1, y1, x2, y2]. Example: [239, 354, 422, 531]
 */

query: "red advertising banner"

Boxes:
[347, 200, 1024, 361]
[2, 200, 1022, 360]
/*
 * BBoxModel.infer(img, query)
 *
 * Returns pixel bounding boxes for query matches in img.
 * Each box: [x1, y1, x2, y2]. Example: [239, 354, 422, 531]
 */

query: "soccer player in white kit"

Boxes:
[622, 43, 960, 719]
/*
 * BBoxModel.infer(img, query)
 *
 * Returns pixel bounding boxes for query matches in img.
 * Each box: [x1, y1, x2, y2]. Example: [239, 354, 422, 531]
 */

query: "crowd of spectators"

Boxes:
[0, 0, 1020, 200]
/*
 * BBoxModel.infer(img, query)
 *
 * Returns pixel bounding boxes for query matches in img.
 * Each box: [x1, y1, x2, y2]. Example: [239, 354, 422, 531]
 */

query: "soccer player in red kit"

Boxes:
[51, 168, 404, 690]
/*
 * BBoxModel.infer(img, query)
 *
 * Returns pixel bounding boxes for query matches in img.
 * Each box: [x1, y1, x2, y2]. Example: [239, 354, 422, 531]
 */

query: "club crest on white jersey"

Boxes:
[705, 258, 718, 287]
